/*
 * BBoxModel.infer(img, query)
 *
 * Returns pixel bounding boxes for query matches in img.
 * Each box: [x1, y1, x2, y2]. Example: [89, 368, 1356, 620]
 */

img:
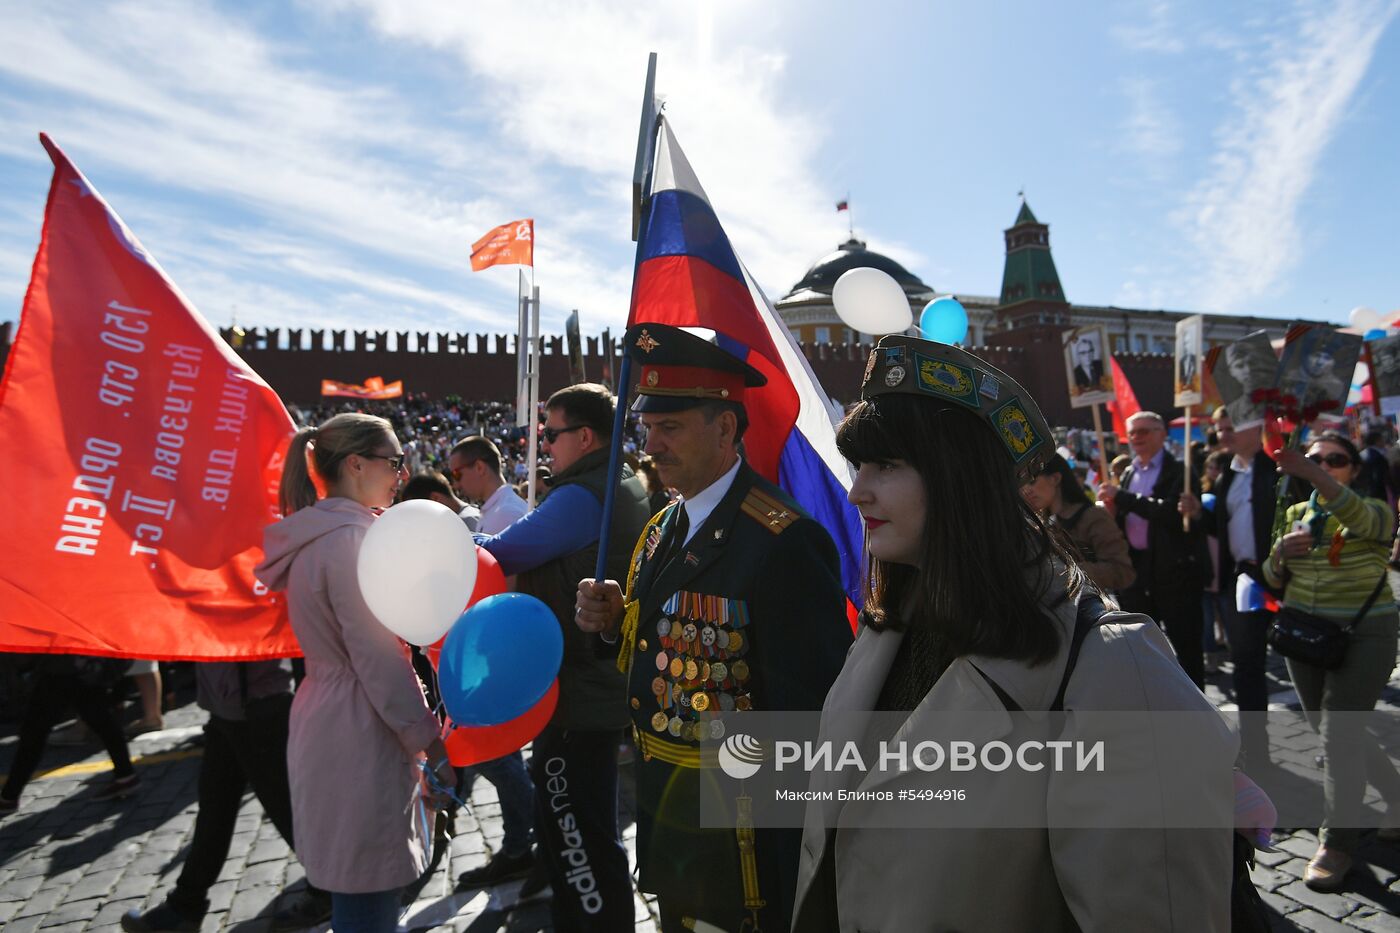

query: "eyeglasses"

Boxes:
[1126, 428, 1160, 437]
[542, 424, 585, 443]
[362, 453, 406, 471]
[1307, 453, 1354, 468]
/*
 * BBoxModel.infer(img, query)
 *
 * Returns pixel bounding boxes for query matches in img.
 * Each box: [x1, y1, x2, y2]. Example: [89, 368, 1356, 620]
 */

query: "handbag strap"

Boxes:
[1343, 572, 1390, 631]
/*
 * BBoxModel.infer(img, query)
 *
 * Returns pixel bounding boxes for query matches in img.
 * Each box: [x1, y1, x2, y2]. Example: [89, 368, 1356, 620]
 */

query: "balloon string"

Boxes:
[418, 760, 468, 809]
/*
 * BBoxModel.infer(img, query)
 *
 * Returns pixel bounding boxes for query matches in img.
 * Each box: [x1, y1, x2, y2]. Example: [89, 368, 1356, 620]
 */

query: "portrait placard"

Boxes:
[1276, 325, 1361, 424]
[1063, 326, 1115, 409]
[1209, 331, 1278, 429]
[1174, 315, 1204, 408]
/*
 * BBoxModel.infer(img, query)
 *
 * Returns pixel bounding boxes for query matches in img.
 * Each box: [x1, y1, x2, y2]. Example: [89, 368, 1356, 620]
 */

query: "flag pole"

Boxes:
[525, 286, 542, 507]
[1182, 405, 1193, 532]
[1090, 403, 1110, 488]
[595, 52, 659, 586]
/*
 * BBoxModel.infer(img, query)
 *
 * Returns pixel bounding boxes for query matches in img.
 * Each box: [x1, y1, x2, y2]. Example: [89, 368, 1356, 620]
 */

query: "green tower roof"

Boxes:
[999, 200, 1066, 308]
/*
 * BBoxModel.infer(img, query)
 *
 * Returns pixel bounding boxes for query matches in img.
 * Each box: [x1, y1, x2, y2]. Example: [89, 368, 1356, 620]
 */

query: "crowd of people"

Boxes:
[5, 333, 1400, 931]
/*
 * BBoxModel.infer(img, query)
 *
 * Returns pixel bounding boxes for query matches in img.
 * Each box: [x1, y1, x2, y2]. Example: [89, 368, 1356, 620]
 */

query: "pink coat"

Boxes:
[256, 498, 441, 893]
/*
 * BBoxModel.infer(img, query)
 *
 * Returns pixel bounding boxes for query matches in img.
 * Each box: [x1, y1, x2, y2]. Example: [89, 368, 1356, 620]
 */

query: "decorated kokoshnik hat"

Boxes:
[860, 335, 1054, 484]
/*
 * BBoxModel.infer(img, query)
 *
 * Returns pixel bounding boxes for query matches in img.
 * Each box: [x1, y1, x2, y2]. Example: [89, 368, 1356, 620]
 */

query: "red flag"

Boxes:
[835, 199, 849, 212]
[320, 377, 404, 400]
[0, 134, 297, 660]
[1105, 355, 1140, 443]
[470, 218, 534, 271]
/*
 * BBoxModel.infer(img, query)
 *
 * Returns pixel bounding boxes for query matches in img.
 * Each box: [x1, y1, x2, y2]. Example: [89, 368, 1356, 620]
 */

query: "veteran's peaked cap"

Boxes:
[624, 323, 766, 413]
[860, 335, 1054, 483]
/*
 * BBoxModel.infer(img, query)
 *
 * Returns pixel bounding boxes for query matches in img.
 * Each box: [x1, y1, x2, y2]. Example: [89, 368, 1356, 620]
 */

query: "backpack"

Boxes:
[976, 595, 1270, 933]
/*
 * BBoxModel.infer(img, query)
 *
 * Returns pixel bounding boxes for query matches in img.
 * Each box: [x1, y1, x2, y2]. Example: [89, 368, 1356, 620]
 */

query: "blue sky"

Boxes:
[0, 0, 1396, 340]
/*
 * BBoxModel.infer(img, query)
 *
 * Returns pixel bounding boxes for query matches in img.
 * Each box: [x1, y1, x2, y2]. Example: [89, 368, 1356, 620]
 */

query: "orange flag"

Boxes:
[470, 218, 534, 271]
[0, 135, 297, 660]
[1106, 356, 1140, 443]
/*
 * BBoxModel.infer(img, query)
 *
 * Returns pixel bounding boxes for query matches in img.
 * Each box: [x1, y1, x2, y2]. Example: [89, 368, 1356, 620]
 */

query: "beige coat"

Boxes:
[792, 592, 1237, 932]
[256, 498, 442, 893]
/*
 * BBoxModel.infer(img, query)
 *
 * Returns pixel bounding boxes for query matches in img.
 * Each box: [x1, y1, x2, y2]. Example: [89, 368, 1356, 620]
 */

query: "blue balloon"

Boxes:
[438, 593, 562, 726]
[1365, 328, 1387, 341]
[920, 297, 969, 344]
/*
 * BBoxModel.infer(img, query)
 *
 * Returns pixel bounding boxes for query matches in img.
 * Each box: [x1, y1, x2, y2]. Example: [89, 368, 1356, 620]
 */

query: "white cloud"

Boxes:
[0, 0, 886, 340]
[1178, 0, 1399, 311]
[1111, 0, 1187, 54]
[1118, 77, 1183, 176]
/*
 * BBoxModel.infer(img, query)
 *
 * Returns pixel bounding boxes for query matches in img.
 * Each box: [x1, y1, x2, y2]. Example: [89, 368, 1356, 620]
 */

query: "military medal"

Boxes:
[669, 657, 684, 678]
[691, 692, 711, 712]
[655, 652, 668, 672]
[710, 661, 728, 683]
[651, 677, 666, 696]
[644, 524, 663, 559]
[710, 720, 725, 739]
[732, 659, 750, 682]
[657, 619, 671, 637]
[684, 659, 700, 681]
[719, 694, 735, 712]
[682, 622, 698, 642]
[651, 712, 669, 732]
[736, 694, 752, 711]
[727, 632, 744, 653]
[638, 639, 648, 651]
[667, 717, 683, 736]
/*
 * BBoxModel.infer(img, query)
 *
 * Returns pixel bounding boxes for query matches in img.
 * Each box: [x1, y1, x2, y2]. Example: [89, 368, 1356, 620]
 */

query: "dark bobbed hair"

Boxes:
[1037, 454, 1090, 508]
[401, 470, 453, 501]
[279, 412, 394, 516]
[546, 383, 615, 439]
[1310, 431, 1362, 478]
[836, 395, 1084, 665]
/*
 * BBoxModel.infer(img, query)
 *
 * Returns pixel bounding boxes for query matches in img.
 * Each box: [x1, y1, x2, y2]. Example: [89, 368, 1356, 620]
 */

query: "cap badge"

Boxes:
[979, 374, 1001, 401]
[646, 369, 660, 387]
[915, 354, 979, 409]
[884, 365, 907, 388]
[635, 329, 660, 353]
[883, 346, 906, 366]
[990, 399, 1041, 461]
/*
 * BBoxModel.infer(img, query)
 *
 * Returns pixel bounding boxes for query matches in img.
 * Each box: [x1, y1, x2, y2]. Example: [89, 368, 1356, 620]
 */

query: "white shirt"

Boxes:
[479, 483, 530, 535]
[677, 458, 742, 546]
[1226, 454, 1257, 563]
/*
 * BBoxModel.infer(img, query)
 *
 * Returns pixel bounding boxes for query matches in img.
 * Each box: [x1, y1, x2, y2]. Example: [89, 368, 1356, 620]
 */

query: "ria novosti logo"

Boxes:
[718, 733, 765, 779]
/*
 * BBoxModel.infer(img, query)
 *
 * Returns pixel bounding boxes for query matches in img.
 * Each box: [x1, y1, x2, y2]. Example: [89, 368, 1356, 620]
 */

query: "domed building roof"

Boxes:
[783, 238, 932, 300]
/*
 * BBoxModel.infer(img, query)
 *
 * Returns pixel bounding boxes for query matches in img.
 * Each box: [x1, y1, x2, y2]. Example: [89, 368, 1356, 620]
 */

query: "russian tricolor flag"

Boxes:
[629, 118, 865, 615]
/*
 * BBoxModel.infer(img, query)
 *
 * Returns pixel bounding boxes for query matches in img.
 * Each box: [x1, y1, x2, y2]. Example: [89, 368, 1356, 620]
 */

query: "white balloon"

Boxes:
[1349, 306, 1381, 330]
[832, 267, 913, 336]
[357, 499, 478, 645]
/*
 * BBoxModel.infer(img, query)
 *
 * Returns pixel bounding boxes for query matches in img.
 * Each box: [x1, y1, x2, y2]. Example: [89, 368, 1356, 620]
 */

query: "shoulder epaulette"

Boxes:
[740, 486, 801, 535]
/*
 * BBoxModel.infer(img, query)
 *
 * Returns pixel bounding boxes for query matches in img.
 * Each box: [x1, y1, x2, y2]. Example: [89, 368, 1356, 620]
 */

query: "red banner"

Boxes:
[1106, 355, 1141, 443]
[0, 134, 298, 660]
[470, 218, 533, 270]
[321, 376, 404, 400]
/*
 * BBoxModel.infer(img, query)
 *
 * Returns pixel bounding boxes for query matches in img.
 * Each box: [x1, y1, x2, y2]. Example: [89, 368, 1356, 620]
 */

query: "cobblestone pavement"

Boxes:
[2, 652, 1398, 932]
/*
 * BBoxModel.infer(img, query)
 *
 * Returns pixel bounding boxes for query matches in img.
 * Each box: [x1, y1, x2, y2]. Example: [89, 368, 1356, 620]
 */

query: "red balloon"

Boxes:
[444, 679, 558, 766]
[425, 547, 508, 670]
[470, 547, 507, 605]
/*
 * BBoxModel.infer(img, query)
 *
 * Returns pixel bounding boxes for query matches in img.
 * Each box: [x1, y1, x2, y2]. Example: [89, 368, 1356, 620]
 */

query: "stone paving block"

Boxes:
[1259, 889, 1305, 916]
[35, 922, 88, 933]
[112, 870, 162, 901]
[1276, 881, 1361, 920]
[64, 865, 123, 901]
[235, 859, 285, 891]
[1278, 835, 1324, 860]
[1251, 863, 1298, 892]
[0, 871, 47, 901]
[0, 900, 22, 924]
[227, 885, 278, 924]
[1277, 857, 1314, 881]
[3, 915, 44, 933]
[90, 895, 146, 928]
[12, 885, 66, 919]
[246, 838, 290, 865]
[1347, 908, 1400, 932]
[1257, 847, 1295, 867]
[1285, 907, 1364, 933]
[35, 896, 102, 927]
[207, 878, 238, 913]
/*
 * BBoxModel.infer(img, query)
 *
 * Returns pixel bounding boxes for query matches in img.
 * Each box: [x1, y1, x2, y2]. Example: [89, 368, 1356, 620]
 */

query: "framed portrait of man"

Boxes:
[1370, 333, 1400, 416]
[1174, 315, 1204, 407]
[1209, 331, 1278, 429]
[1276, 324, 1361, 424]
[1063, 326, 1114, 408]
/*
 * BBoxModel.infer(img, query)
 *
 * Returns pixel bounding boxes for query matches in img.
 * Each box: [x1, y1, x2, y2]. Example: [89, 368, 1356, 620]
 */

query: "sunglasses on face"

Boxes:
[542, 424, 585, 443]
[1307, 452, 1354, 469]
[363, 453, 406, 471]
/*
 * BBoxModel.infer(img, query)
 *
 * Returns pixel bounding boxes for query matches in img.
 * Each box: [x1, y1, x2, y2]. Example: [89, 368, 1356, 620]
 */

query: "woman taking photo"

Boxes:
[1262, 432, 1400, 891]
[1021, 454, 1135, 593]
[791, 337, 1237, 932]
[256, 413, 455, 933]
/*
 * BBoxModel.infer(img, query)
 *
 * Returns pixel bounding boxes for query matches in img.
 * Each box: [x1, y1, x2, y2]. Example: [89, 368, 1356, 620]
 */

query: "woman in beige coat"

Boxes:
[1021, 454, 1136, 593]
[791, 338, 1238, 932]
[256, 413, 455, 933]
